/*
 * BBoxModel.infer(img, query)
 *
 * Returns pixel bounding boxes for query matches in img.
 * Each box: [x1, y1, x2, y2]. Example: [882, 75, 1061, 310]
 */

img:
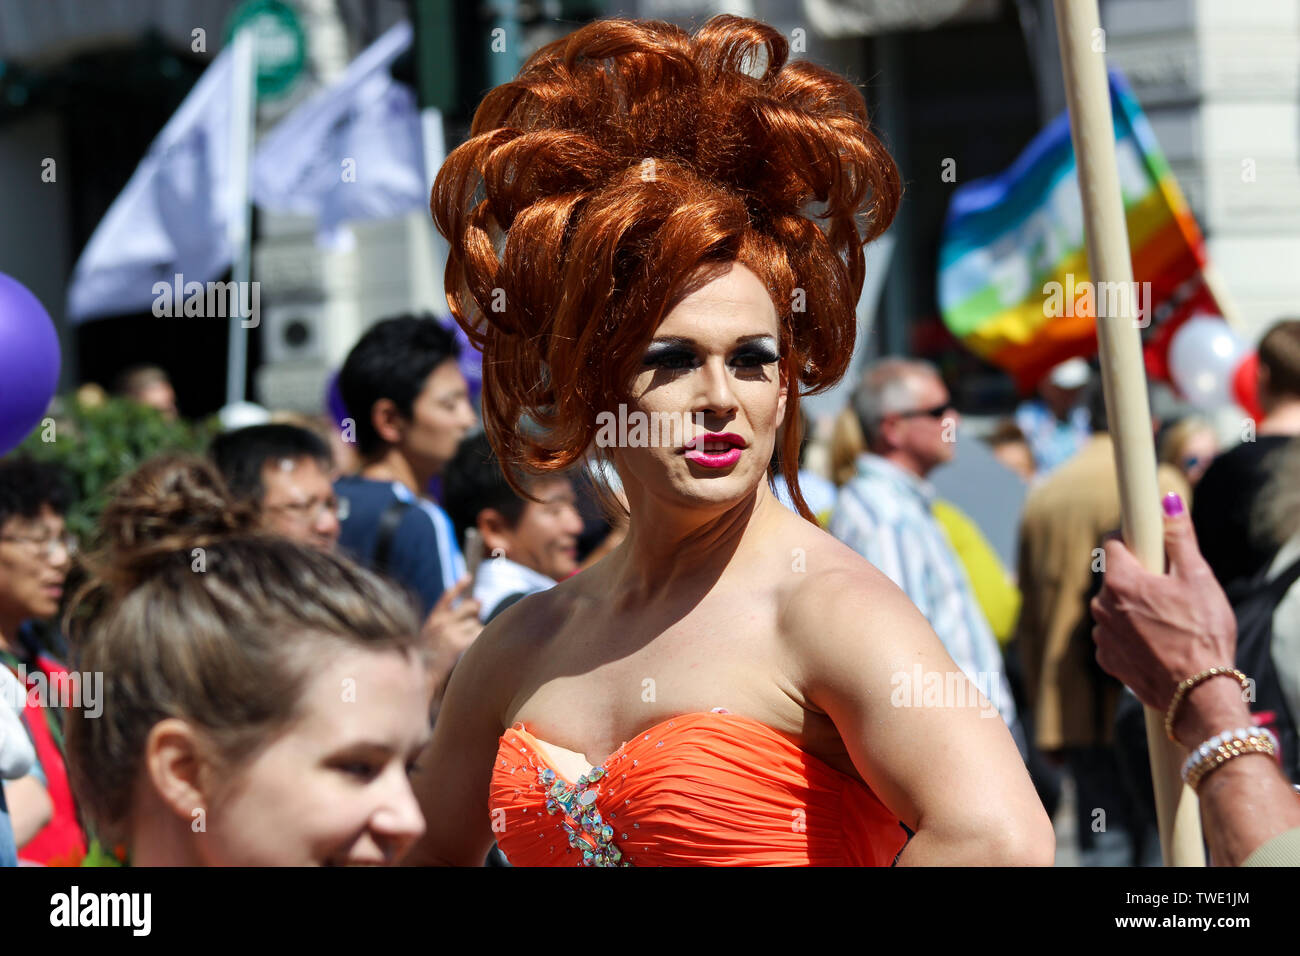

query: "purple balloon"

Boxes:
[0, 273, 60, 455]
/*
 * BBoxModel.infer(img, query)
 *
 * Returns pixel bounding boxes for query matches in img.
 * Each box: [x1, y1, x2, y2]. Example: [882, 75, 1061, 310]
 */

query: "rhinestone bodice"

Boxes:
[490, 711, 907, 867]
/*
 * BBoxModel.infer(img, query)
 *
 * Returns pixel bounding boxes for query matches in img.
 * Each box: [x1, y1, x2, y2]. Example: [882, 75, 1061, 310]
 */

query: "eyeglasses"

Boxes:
[264, 495, 349, 524]
[0, 530, 78, 559]
[893, 402, 953, 420]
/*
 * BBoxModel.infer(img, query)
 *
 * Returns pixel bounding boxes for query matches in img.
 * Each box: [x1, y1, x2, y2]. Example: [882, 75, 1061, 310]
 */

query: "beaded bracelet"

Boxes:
[1164, 667, 1252, 742]
[1180, 725, 1277, 782]
[1181, 726, 1277, 792]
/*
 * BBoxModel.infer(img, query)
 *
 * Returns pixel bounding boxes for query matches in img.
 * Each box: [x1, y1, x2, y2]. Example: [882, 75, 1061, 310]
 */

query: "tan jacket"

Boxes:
[1015, 435, 1190, 751]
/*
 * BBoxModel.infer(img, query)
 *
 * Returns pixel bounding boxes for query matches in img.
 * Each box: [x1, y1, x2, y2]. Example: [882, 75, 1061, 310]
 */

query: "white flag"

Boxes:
[252, 21, 432, 239]
[67, 45, 243, 323]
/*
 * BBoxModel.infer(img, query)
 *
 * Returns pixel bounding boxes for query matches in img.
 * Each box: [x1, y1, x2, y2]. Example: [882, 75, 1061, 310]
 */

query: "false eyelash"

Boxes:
[641, 344, 780, 370]
[642, 347, 695, 369]
[734, 344, 779, 365]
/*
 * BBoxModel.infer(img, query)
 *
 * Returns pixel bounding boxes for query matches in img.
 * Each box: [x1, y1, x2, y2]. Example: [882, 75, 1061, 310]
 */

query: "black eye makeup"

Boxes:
[641, 336, 780, 371]
[731, 340, 780, 367]
[641, 344, 696, 370]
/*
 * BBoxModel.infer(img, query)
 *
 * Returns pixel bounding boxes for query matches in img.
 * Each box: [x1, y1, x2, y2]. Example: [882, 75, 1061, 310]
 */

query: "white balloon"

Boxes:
[1167, 315, 1246, 410]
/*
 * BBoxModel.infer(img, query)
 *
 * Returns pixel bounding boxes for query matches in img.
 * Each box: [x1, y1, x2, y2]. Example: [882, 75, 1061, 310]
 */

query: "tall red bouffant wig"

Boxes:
[432, 14, 900, 520]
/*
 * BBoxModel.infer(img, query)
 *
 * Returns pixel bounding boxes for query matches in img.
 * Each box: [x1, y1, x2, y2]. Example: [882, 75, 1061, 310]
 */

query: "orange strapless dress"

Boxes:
[491, 711, 907, 866]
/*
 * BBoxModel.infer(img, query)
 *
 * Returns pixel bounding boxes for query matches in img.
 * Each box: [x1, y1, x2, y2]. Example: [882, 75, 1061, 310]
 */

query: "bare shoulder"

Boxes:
[456, 579, 577, 720]
[774, 521, 943, 689]
[777, 521, 918, 634]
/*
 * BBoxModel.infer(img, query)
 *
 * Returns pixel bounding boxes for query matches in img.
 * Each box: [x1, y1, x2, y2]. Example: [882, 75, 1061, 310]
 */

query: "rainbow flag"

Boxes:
[938, 70, 1216, 391]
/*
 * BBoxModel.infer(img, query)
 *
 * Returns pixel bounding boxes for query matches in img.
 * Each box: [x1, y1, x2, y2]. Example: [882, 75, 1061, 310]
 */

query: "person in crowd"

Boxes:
[985, 419, 1037, 483]
[1015, 382, 1190, 865]
[0, 665, 37, 867]
[405, 15, 1051, 867]
[0, 457, 86, 865]
[113, 364, 179, 421]
[1014, 357, 1092, 474]
[1092, 492, 1300, 866]
[1193, 318, 1300, 591]
[335, 314, 483, 703]
[828, 404, 866, 486]
[1218, 438, 1300, 789]
[828, 370, 1021, 655]
[830, 358, 1021, 735]
[1252, 438, 1300, 740]
[210, 423, 344, 551]
[770, 407, 837, 526]
[1157, 415, 1218, 488]
[442, 431, 585, 623]
[63, 455, 431, 866]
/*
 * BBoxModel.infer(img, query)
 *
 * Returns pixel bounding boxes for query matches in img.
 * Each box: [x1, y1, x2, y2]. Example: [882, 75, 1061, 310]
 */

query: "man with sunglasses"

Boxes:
[0, 456, 87, 865]
[831, 359, 1020, 737]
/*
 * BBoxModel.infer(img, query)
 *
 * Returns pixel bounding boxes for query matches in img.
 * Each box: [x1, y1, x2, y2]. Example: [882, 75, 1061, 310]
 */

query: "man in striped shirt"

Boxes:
[830, 359, 1020, 736]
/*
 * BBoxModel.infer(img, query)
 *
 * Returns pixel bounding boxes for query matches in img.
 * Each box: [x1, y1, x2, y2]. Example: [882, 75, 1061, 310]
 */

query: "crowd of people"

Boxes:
[3, 14, 1299, 868]
[4, 309, 1297, 868]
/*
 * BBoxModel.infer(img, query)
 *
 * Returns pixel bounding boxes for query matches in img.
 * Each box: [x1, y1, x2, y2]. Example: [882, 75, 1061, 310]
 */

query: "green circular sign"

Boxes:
[225, 0, 306, 99]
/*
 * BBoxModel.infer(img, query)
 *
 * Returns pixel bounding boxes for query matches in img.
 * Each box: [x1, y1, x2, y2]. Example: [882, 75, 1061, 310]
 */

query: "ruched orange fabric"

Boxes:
[491, 711, 907, 866]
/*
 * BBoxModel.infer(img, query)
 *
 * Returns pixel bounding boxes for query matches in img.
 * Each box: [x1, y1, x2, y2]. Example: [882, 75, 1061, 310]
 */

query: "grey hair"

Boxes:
[851, 358, 941, 448]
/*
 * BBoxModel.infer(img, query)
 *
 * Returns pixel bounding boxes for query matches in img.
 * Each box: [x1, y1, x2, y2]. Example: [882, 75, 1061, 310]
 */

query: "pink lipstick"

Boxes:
[683, 432, 745, 468]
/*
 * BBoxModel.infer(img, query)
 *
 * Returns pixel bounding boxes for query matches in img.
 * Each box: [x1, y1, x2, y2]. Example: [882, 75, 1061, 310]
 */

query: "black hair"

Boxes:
[338, 314, 461, 457]
[0, 457, 75, 529]
[209, 424, 333, 505]
[442, 431, 527, 546]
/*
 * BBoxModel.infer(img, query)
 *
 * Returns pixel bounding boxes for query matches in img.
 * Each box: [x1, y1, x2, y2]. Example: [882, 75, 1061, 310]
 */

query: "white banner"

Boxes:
[66, 43, 241, 323]
[252, 21, 431, 241]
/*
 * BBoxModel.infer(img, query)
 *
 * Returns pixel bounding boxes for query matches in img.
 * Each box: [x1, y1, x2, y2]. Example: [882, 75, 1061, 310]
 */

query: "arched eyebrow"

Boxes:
[647, 333, 778, 347]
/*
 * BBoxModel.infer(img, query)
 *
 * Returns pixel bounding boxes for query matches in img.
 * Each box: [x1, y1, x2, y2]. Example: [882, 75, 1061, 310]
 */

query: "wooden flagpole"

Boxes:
[1052, 0, 1206, 866]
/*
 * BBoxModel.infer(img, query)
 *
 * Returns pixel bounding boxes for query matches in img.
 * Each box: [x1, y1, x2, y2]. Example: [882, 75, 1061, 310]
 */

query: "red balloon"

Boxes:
[1232, 351, 1262, 420]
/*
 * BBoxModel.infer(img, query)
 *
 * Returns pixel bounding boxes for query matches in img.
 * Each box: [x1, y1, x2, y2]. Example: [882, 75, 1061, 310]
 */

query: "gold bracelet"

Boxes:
[1165, 667, 1251, 742]
[1185, 732, 1276, 792]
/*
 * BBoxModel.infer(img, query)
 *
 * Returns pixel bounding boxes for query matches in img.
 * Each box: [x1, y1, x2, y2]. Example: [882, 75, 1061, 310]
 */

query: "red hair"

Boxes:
[432, 14, 900, 520]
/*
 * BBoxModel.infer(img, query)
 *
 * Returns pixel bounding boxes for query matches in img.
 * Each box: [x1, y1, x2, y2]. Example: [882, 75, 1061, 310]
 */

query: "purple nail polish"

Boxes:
[1162, 492, 1184, 517]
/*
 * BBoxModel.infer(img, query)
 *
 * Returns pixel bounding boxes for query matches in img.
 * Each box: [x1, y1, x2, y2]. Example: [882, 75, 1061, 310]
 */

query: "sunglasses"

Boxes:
[893, 403, 953, 420]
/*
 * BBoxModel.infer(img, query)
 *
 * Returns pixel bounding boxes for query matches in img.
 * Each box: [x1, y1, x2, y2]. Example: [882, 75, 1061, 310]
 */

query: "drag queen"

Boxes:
[407, 14, 1053, 866]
